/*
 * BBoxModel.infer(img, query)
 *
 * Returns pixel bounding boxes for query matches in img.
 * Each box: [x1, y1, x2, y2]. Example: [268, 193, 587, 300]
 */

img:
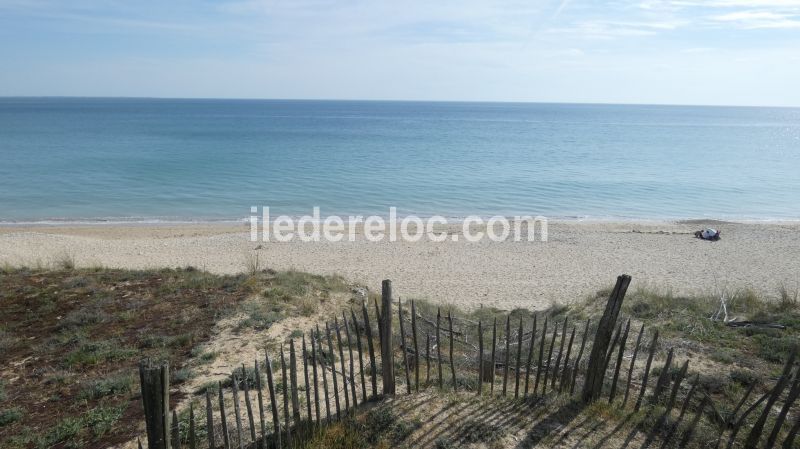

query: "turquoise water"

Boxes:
[1, 98, 799, 222]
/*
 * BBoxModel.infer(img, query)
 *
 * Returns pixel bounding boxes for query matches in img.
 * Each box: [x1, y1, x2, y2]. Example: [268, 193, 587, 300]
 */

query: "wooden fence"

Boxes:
[137, 276, 800, 449]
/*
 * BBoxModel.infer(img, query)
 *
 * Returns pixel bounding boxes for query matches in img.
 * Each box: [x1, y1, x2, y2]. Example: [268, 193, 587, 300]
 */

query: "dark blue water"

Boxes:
[1, 98, 798, 222]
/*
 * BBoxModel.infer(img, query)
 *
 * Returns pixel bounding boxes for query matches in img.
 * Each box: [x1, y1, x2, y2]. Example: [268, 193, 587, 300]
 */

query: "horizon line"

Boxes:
[1, 95, 798, 110]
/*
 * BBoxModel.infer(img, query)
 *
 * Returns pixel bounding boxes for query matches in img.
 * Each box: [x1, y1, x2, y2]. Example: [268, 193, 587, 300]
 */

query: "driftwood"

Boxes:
[726, 320, 786, 329]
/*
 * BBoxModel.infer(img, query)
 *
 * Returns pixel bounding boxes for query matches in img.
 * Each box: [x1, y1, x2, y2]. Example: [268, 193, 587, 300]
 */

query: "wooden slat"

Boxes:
[351, 309, 368, 403]
[551, 317, 568, 390]
[205, 390, 216, 449]
[725, 392, 770, 449]
[342, 313, 358, 408]
[380, 280, 395, 395]
[659, 374, 699, 449]
[448, 311, 457, 391]
[515, 317, 524, 398]
[437, 308, 443, 390]
[634, 330, 659, 412]
[679, 394, 709, 447]
[362, 301, 378, 398]
[188, 403, 196, 449]
[324, 322, 341, 419]
[622, 323, 645, 407]
[218, 382, 231, 449]
[534, 316, 548, 395]
[280, 347, 291, 448]
[310, 330, 322, 425]
[412, 300, 420, 392]
[334, 317, 351, 411]
[398, 298, 412, 394]
[569, 319, 590, 395]
[744, 348, 797, 448]
[767, 365, 800, 447]
[426, 333, 431, 384]
[264, 351, 281, 449]
[241, 364, 257, 444]
[650, 348, 674, 405]
[524, 314, 538, 397]
[302, 335, 313, 431]
[608, 319, 630, 403]
[542, 318, 558, 395]
[491, 317, 497, 395]
[316, 326, 332, 424]
[558, 326, 576, 394]
[502, 315, 511, 396]
[289, 340, 302, 424]
[254, 361, 267, 448]
[231, 372, 244, 449]
[171, 409, 181, 449]
[478, 320, 484, 395]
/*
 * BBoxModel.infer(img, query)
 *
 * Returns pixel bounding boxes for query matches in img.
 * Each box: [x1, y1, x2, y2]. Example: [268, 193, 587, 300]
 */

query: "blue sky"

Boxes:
[1, 0, 799, 106]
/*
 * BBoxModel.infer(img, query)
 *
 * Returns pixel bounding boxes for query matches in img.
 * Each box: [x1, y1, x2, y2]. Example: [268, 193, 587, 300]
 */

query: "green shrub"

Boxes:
[78, 373, 134, 400]
[0, 408, 22, 426]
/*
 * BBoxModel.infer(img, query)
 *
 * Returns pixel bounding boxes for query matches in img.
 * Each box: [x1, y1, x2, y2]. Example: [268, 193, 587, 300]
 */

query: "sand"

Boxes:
[1, 220, 799, 310]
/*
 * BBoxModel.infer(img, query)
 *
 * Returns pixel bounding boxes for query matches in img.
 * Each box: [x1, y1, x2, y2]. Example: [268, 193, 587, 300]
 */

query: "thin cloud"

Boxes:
[712, 10, 800, 28]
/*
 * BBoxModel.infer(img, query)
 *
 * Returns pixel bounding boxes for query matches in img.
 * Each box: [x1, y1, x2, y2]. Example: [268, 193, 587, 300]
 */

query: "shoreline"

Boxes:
[2, 220, 799, 310]
[3, 215, 800, 227]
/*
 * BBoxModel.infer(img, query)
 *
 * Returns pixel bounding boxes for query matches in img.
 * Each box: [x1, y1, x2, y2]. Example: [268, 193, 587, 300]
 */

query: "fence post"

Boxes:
[581, 274, 631, 403]
[139, 359, 171, 449]
[380, 280, 395, 395]
[477, 320, 484, 395]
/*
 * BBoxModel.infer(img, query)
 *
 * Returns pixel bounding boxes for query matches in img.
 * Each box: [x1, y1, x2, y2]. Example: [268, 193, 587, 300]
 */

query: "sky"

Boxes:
[1, 0, 799, 106]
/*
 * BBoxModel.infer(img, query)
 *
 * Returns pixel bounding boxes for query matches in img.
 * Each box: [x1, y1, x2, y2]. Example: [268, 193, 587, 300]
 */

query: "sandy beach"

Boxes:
[1, 220, 798, 310]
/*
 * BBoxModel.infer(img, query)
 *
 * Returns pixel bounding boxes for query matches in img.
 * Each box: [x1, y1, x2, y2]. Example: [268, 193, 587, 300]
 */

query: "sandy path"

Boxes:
[1, 221, 799, 309]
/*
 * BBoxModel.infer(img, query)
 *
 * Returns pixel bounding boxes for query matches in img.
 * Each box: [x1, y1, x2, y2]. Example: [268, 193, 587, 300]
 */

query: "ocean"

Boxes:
[1, 97, 798, 223]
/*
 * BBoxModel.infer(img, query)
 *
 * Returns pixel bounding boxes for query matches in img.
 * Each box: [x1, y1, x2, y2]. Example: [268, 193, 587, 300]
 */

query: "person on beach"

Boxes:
[695, 228, 721, 241]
